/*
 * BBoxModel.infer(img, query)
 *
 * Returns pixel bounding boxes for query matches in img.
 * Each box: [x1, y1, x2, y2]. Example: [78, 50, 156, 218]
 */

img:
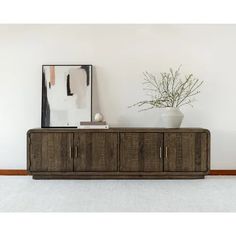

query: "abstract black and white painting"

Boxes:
[41, 65, 92, 127]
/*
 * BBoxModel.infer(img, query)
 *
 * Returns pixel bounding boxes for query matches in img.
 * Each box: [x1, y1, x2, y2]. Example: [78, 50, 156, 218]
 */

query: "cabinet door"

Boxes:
[29, 132, 73, 172]
[74, 133, 118, 171]
[120, 133, 163, 172]
[164, 132, 208, 172]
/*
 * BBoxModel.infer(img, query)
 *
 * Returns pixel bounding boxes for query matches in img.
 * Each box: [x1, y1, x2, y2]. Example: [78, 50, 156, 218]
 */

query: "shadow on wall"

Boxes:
[92, 66, 101, 120]
[115, 109, 163, 127]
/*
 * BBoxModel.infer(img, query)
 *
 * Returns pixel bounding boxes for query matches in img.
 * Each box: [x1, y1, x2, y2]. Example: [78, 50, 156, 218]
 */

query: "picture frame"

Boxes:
[41, 64, 92, 128]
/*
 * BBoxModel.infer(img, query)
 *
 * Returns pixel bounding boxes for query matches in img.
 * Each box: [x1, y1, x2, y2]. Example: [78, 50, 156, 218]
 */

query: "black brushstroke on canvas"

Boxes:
[81, 65, 90, 86]
[66, 74, 73, 96]
[41, 69, 50, 127]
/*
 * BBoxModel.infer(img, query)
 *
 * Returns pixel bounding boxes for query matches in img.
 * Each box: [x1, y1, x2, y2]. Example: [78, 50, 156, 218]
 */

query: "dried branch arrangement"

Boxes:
[129, 66, 203, 111]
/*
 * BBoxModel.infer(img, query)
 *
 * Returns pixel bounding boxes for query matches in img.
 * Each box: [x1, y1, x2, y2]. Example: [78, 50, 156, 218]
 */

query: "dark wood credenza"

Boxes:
[27, 128, 210, 179]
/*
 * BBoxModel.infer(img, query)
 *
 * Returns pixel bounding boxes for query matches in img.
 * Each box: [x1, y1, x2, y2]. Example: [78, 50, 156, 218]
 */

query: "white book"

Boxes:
[79, 125, 109, 129]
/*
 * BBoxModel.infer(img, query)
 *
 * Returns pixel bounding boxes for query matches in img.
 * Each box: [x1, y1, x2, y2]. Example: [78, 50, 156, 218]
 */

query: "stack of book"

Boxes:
[79, 121, 109, 129]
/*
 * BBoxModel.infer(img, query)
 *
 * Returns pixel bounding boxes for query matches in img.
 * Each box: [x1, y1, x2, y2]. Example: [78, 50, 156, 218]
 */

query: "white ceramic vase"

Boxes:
[161, 107, 184, 128]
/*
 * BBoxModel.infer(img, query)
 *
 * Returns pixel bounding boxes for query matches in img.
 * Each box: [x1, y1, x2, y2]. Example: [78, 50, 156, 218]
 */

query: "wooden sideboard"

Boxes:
[27, 128, 210, 179]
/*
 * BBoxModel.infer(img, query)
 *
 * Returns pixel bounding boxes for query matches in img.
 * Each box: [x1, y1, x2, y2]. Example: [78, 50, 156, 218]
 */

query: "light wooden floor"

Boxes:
[0, 176, 235, 212]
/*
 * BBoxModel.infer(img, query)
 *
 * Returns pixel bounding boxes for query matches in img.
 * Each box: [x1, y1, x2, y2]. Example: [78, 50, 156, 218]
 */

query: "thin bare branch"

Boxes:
[129, 66, 203, 111]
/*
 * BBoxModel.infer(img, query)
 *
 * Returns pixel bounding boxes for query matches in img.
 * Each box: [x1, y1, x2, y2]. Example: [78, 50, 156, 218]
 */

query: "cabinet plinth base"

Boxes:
[32, 175, 205, 180]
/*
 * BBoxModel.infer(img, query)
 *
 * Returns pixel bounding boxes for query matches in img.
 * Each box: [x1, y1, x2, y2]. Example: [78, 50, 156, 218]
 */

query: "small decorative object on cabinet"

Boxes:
[27, 128, 210, 179]
[79, 121, 109, 129]
[94, 113, 103, 122]
[161, 108, 184, 128]
[129, 66, 203, 128]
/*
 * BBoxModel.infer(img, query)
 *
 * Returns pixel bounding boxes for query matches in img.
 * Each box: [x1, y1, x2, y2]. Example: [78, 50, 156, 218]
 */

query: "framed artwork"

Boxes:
[41, 64, 92, 128]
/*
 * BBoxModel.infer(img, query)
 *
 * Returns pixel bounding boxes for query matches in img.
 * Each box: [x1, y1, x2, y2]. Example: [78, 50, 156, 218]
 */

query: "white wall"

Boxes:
[0, 24, 235, 169]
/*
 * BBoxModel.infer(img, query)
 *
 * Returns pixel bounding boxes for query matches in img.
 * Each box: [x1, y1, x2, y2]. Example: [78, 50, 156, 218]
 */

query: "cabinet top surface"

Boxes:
[28, 127, 210, 134]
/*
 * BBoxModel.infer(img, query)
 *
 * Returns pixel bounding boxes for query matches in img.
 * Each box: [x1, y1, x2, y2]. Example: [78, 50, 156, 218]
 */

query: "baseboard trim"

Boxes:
[0, 170, 29, 175]
[0, 169, 235, 176]
[209, 170, 236, 175]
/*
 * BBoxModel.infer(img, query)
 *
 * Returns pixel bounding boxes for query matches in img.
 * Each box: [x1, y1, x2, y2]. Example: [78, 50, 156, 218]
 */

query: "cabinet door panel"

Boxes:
[164, 132, 208, 172]
[74, 133, 118, 171]
[30, 132, 73, 172]
[120, 133, 163, 172]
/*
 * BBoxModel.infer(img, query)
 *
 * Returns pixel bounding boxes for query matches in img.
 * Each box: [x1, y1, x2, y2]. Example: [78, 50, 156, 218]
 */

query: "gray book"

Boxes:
[80, 121, 107, 125]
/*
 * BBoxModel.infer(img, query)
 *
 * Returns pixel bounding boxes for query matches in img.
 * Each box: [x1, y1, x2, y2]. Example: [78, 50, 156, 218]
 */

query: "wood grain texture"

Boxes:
[120, 132, 163, 172]
[33, 175, 204, 179]
[74, 132, 118, 171]
[27, 128, 210, 179]
[29, 132, 73, 172]
[3, 170, 235, 176]
[164, 132, 208, 172]
[28, 128, 209, 133]
[31, 171, 206, 176]
[4, 170, 236, 176]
